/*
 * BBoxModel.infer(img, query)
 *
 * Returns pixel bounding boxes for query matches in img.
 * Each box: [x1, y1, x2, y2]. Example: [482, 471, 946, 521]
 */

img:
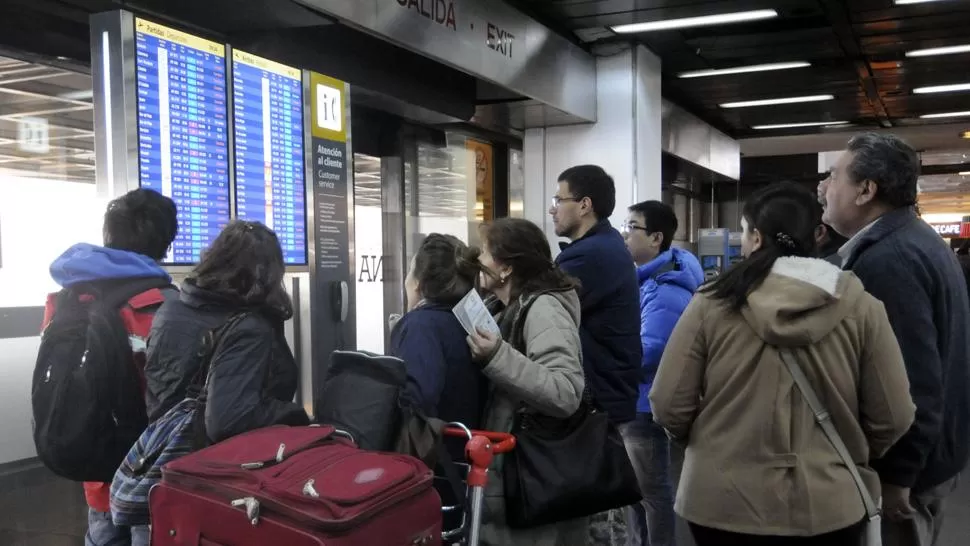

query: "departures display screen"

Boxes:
[231, 50, 307, 265]
[134, 17, 230, 264]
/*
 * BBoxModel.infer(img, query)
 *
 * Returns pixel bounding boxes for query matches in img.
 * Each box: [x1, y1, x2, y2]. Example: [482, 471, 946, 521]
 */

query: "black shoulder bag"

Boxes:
[501, 291, 642, 529]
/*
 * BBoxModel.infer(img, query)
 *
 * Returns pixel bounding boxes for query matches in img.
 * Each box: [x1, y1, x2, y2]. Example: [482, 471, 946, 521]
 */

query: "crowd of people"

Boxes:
[47, 131, 969, 546]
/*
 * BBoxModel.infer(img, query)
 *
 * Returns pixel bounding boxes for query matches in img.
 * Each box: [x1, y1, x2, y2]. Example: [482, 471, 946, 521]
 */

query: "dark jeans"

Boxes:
[619, 413, 676, 546]
[689, 521, 863, 546]
[85, 509, 148, 546]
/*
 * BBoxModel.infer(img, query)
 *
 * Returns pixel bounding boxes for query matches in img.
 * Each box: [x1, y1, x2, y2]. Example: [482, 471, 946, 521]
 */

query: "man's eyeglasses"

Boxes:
[550, 196, 581, 209]
[621, 223, 650, 235]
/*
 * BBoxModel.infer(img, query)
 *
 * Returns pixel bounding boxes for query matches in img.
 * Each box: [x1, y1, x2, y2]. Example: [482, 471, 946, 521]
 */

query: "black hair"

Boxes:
[628, 200, 678, 252]
[481, 217, 579, 299]
[412, 233, 482, 306]
[188, 220, 292, 318]
[557, 165, 616, 220]
[700, 182, 817, 310]
[103, 188, 178, 261]
[846, 132, 920, 209]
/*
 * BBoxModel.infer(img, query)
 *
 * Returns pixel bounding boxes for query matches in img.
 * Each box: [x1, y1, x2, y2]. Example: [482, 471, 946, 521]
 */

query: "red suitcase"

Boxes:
[148, 425, 442, 546]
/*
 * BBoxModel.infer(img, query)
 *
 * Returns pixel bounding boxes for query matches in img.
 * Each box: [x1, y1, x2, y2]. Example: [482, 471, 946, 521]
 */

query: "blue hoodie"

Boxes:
[636, 247, 704, 414]
[50, 243, 170, 287]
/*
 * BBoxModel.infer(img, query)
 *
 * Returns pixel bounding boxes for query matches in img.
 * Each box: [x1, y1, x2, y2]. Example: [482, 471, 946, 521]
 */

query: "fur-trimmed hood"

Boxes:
[740, 256, 867, 346]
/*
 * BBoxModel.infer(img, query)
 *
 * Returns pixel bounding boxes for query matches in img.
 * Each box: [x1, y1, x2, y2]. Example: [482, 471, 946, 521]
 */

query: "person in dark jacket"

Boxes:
[819, 132, 970, 546]
[621, 200, 704, 546]
[550, 165, 642, 546]
[550, 165, 642, 424]
[390, 233, 486, 430]
[44, 189, 177, 546]
[145, 220, 309, 440]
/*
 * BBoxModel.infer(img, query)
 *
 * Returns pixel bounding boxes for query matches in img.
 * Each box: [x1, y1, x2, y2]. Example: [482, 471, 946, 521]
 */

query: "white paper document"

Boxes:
[452, 289, 501, 337]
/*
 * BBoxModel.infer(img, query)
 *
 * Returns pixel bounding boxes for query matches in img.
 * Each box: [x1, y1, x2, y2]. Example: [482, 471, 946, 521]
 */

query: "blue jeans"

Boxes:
[84, 509, 149, 546]
[619, 413, 676, 546]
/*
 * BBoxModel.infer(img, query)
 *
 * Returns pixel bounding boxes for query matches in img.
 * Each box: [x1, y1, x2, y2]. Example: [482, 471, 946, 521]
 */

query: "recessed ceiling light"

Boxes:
[920, 111, 970, 119]
[611, 9, 777, 34]
[896, 0, 951, 4]
[752, 121, 850, 130]
[678, 61, 811, 79]
[914, 83, 970, 94]
[960, 130, 970, 139]
[720, 94, 835, 108]
[906, 44, 970, 57]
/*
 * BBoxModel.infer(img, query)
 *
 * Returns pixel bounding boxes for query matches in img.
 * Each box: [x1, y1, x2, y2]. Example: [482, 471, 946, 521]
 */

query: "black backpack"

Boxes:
[32, 277, 172, 483]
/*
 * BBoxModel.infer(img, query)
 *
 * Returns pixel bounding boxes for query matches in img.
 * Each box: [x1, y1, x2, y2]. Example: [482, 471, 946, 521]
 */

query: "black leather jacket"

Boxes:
[145, 280, 309, 443]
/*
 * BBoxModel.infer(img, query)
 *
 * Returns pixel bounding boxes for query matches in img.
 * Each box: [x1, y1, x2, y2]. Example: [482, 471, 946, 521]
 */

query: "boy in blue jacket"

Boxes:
[621, 200, 703, 546]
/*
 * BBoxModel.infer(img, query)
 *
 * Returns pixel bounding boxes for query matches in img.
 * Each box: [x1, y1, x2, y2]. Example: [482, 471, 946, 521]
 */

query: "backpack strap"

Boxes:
[100, 277, 176, 310]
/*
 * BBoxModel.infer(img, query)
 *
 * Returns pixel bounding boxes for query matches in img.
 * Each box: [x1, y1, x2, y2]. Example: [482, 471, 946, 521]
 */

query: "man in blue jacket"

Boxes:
[820, 133, 970, 546]
[621, 200, 703, 546]
[551, 165, 642, 545]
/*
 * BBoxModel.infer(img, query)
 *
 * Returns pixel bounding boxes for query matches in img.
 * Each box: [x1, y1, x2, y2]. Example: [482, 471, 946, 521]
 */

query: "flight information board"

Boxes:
[134, 18, 230, 264]
[232, 50, 307, 265]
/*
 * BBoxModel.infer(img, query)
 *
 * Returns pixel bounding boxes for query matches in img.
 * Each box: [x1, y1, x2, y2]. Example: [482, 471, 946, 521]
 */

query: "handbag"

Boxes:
[500, 291, 642, 528]
[779, 349, 882, 546]
[109, 313, 248, 527]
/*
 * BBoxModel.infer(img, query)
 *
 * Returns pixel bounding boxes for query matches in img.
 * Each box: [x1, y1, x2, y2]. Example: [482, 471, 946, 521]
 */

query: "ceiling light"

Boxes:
[920, 111, 970, 119]
[960, 171, 970, 176]
[896, 0, 951, 4]
[752, 121, 849, 130]
[612, 9, 777, 33]
[720, 94, 834, 108]
[914, 83, 970, 94]
[906, 44, 970, 57]
[678, 61, 810, 79]
[960, 130, 970, 139]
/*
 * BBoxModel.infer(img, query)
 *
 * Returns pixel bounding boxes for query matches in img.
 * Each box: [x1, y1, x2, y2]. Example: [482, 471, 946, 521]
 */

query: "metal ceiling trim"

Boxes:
[290, 0, 597, 123]
[662, 99, 740, 180]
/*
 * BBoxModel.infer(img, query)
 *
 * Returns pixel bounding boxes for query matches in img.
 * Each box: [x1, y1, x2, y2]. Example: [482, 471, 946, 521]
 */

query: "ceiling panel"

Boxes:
[0, 55, 93, 183]
[509, 0, 970, 141]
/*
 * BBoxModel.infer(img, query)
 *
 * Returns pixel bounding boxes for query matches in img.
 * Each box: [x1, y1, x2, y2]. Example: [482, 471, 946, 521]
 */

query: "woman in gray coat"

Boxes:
[466, 218, 587, 546]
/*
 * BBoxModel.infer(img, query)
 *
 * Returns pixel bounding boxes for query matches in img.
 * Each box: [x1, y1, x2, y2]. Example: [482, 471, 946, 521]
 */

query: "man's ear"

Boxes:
[855, 180, 877, 207]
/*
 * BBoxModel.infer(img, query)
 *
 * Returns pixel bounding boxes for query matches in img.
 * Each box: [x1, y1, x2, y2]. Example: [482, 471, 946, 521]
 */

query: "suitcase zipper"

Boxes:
[228, 474, 432, 531]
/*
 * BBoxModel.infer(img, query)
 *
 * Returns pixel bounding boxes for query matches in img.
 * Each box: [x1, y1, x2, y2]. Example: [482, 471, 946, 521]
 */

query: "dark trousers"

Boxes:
[689, 521, 863, 546]
[882, 474, 960, 546]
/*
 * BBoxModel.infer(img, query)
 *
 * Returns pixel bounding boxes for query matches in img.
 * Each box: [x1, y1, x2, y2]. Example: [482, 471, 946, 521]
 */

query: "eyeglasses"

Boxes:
[550, 196, 581, 209]
[621, 223, 650, 235]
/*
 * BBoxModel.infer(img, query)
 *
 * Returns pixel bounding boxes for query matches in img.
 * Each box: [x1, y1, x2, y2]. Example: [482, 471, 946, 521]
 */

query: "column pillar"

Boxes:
[523, 45, 663, 252]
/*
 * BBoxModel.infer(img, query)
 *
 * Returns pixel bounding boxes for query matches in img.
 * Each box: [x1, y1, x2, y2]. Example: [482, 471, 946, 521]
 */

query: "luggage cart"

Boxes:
[439, 424, 516, 546]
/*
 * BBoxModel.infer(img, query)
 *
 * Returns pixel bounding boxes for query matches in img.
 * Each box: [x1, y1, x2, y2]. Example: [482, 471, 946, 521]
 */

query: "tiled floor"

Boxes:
[0, 460, 968, 546]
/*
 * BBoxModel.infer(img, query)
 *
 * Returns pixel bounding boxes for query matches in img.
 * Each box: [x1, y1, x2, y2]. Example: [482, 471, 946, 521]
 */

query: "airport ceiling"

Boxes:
[508, 0, 970, 141]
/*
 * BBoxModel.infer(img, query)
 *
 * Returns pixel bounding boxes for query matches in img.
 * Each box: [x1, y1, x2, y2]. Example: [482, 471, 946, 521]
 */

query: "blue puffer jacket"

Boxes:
[636, 247, 704, 414]
[557, 220, 642, 423]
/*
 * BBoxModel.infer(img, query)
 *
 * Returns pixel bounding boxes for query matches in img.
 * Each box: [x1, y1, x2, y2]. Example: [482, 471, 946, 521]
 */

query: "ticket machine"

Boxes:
[727, 231, 744, 267]
[697, 228, 730, 281]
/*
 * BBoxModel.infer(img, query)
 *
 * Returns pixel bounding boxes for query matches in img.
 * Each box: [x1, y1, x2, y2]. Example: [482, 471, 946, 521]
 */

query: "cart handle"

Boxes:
[444, 427, 516, 454]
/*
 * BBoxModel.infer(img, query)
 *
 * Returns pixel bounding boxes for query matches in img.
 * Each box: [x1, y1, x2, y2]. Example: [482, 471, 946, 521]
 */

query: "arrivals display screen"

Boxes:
[231, 50, 307, 265]
[134, 18, 230, 264]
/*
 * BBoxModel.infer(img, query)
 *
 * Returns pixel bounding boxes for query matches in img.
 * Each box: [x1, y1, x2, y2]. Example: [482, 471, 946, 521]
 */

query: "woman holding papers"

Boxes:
[467, 217, 587, 546]
[390, 233, 487, 431]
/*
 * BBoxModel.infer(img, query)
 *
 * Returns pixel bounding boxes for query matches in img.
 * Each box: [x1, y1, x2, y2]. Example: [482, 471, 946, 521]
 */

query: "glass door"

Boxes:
[352, 153, 386, 354]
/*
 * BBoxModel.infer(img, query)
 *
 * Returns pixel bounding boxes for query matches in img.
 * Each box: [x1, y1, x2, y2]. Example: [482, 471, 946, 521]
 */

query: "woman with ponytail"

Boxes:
[390, 233, 487, 430]
[648, 183, 915, 546]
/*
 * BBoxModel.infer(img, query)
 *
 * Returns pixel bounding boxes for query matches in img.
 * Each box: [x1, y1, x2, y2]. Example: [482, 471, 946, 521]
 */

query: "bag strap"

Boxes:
[778, 349, 879, 520]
